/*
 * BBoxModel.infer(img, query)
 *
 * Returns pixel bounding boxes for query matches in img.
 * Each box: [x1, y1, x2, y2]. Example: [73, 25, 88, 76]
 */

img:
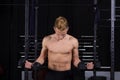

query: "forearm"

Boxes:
[25, 60, 43, 70]
[73, 58, 86, 70]
[30, 57, 45, 71]
[77, 61, 86, 70]
[73, 57, 81, 67]
[31, 62, 43, 71]
[35, 56, 45, 65]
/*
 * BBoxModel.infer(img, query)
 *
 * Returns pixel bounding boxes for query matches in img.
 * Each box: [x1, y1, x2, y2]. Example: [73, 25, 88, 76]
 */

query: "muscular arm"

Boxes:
[72, 38, 94, 70]
[72, 38, 81, 67]
[35, 37, 48, 65]
[25, 37, 48, 69]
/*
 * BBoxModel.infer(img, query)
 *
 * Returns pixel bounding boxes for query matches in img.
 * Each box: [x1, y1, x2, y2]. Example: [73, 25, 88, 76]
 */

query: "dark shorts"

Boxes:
[45, 69, 73, 80]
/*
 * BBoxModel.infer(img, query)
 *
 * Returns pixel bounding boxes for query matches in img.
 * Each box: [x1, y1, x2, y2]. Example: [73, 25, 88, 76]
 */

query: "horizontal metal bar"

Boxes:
[100, 66, 111, 69]
[81, 35, 94, 38]
[0, 3, 93, 6]
[79, 42, 92, 45]
[82, 52, 94, 54]
[83, 45, 99, 48]
[79, 49, 86, 51]
[81, 58, 98, 60]
[81, 55, 95, 58]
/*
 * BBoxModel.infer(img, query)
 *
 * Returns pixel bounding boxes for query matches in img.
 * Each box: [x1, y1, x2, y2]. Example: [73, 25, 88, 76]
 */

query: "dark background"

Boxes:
[0, 0, 120, 80]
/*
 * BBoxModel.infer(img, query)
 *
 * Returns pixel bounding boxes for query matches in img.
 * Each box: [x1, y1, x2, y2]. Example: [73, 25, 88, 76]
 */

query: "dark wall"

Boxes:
[0, 0, 24, 80]
[0, 1, 11, 80]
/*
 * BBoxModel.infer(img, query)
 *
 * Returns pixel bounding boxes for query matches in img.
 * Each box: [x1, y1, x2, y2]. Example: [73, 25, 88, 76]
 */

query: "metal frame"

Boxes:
[24, 0, 39, 80]
[110, 0, 115, 80]
[24, 0, 30, 80]
[93, 0, 99, 79]
[34, 0, 39, 80]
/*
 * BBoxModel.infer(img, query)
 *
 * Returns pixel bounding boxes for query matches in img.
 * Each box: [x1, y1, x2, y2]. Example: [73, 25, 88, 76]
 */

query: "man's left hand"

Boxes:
[86, 62, 94, 69]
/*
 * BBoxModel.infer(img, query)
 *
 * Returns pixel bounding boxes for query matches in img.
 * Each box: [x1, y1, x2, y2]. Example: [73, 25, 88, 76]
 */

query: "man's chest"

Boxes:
[47, 40, 73, 53]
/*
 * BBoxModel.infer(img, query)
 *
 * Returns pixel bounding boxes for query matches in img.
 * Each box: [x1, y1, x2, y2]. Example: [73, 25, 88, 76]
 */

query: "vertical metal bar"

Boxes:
[25, 0, 29, 80]
[110, 0, 115, 80]
[34, 0, 39, 80]
[93, 25, 97, 80]
[93, 0, 98, 79]
[34, 0, 39, 60]
[34, 5, 39, 80]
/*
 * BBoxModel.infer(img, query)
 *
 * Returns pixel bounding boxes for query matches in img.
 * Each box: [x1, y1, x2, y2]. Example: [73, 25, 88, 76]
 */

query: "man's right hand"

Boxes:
[18, 58, 33, 69]
[18, 58, 43, 70]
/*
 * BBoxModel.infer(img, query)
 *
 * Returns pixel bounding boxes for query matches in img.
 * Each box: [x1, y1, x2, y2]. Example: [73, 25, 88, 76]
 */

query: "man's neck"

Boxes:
[54, 34, 67, 41]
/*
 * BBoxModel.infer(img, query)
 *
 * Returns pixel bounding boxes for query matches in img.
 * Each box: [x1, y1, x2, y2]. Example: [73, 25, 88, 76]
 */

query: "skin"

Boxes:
[25, 27, 94, 71]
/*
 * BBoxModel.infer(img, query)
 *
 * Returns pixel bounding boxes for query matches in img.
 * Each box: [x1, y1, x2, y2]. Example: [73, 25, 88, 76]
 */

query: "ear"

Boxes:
[53, 27, 55, 29]
[53, 27, 56, 31]
[66, 27, 69, 31]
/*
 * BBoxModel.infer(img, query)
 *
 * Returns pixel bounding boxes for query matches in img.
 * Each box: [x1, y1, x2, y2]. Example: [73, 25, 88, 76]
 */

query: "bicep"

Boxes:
[39, 37, 48, 58]
[73, 48, 80, 62]
[72, 39, 81, 67]
[36, 47, 48, 64]
[36, 37, 48, 64]
[40, 47, 48, 58]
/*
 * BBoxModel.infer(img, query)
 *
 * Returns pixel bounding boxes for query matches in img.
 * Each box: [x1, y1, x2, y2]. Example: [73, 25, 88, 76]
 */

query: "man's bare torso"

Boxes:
[46, 34, 75, 71]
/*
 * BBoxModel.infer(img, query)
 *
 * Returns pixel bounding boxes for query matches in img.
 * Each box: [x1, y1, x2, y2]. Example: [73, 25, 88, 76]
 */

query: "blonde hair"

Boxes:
[54, 16, 69, 31]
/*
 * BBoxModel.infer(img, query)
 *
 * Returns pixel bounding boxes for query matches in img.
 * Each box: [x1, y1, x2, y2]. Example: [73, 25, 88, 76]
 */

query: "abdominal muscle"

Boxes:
[48, 51, 72, 71]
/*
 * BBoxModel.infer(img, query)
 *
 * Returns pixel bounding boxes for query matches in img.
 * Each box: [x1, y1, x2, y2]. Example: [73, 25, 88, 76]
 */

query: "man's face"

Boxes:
[54, 27, 68, 37]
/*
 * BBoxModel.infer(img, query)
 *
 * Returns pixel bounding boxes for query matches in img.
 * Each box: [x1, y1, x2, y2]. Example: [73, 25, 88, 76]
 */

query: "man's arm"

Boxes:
[35, 37, 48, 64]
[25, 37, 48, 69]
[72, 38, 81, 68]
[72, 38, 94, 70]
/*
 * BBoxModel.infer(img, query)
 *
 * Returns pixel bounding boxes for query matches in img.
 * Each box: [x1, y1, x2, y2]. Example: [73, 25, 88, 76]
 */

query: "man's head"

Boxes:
[54, 16, 69, 36]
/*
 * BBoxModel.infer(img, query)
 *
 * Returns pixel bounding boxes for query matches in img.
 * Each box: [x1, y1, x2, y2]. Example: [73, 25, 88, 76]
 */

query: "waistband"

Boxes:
[47, 68, 71, 73]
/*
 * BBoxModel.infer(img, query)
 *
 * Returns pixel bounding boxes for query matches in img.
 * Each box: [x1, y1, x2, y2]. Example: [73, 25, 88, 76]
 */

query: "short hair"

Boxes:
[54, 16, 69, 31]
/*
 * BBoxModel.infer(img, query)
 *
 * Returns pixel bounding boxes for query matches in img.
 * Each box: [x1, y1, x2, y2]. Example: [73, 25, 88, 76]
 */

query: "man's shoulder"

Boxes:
[68, 35, 78, 41]
[43, 34, 53, 40]
[68, 35, 79, 46]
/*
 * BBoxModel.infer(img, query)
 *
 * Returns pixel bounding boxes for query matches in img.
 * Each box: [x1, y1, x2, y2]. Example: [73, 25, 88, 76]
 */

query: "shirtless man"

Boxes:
[25, 16, 94, 80]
